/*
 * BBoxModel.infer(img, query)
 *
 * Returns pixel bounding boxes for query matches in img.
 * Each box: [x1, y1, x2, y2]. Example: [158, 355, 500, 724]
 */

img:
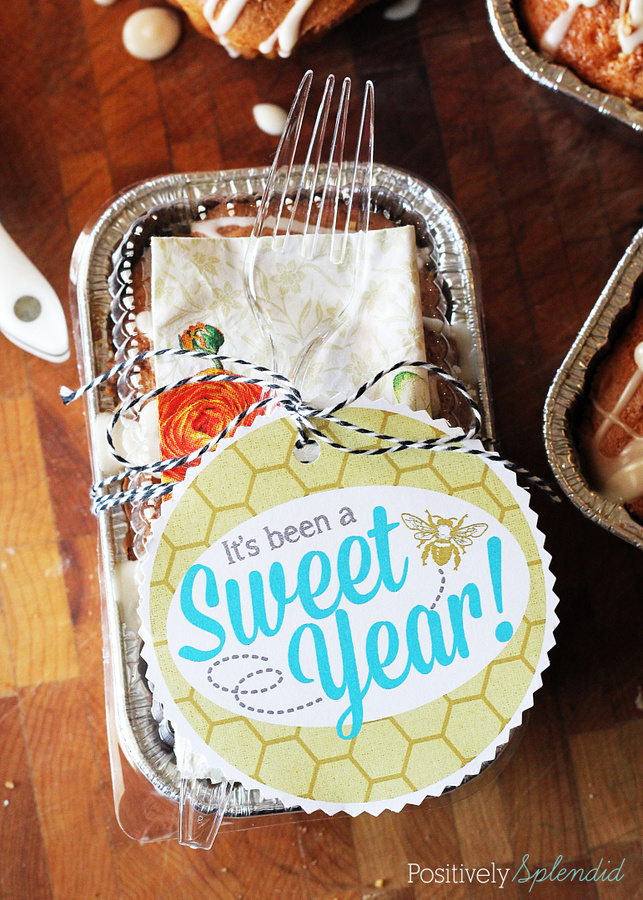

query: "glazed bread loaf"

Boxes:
[170, 0, 374, 57]
[581, 289, 643, 520]
[520, 0, 643, 103]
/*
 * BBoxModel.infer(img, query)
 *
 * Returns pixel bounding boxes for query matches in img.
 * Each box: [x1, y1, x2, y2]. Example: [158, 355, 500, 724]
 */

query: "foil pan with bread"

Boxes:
[488, 2, 643, 542]
[487, 0, 643, 132]
[545, 227, 643, 550]
[69, 162, 494, 840]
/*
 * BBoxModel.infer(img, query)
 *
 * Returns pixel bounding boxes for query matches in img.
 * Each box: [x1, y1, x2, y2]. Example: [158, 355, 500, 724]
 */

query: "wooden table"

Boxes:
[0, 1, 642, 897]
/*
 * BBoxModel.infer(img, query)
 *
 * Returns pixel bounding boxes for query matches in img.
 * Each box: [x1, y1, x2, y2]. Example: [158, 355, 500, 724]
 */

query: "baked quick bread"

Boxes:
[169, 0, 374, 57]
[581, 289, 643, 520]
[520, 0, 643, 103]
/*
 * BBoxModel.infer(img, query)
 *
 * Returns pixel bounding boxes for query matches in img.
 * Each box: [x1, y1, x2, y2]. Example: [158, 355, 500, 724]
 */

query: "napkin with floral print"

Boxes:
[150, 226, 428, 481]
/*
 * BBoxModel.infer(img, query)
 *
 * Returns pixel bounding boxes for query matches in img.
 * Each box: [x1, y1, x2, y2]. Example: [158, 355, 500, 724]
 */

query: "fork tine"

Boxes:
[313, 77, 351, 261]
[251, 69, 313, 241]
[244, 71, 313, 372]
[341, 79, 374, 263]
[286, 74, 335, 243]
[245, 72, 376, 389]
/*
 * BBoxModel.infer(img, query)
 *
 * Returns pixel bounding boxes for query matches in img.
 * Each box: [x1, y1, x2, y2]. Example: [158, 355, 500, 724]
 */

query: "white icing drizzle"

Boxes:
[618, 0, 643, 53]
[190, 213, 338, 237]
[589, 341, 643, 502]
[218, 35, 241, 57]
[258, 0, 316, 56]
[191, 216, 256, 236]
[94, 412, 125, 477]
[203, 0, 221, 25]
[202, 0, 314, 57]
[120, 400, 161, 466]
[205, 0, 249, 35]
[542, 0, 643, 56]
[135, 310, 153, 338]
[541, 0, 600, 53]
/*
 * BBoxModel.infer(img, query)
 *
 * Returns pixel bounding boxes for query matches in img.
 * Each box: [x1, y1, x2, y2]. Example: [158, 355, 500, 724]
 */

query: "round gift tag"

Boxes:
[140, 403, 557, 815]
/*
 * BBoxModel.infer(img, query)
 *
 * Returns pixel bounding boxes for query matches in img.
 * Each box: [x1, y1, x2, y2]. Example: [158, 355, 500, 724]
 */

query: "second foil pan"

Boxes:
[545, 226, 643, 551]
[487, 0, 643, 134]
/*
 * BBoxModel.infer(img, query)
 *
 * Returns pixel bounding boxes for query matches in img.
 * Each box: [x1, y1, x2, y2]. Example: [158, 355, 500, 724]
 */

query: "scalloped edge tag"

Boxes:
[139, 400, 558, 816]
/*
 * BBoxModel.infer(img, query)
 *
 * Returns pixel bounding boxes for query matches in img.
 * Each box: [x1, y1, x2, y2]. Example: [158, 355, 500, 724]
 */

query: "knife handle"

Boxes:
[0, 222, 69, 363]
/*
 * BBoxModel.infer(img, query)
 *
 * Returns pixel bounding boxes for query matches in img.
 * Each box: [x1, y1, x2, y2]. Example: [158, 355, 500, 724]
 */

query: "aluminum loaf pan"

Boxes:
[544, 226, 643, 551]
[70, 165, 494, 816]
[487, 0, 643, 133]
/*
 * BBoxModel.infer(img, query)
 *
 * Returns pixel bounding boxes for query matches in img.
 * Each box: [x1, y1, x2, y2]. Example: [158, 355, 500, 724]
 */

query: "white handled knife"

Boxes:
[0, 222, 69, 363]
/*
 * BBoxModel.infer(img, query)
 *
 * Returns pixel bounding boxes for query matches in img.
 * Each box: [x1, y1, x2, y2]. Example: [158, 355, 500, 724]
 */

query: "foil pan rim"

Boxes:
[544, 225, 643, 551]
[487, 0, 643, 133]
[73, 165, 494, 813]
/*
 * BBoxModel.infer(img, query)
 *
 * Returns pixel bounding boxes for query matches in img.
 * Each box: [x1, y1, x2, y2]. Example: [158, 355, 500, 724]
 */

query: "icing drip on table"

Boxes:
[541, 0, 643, 55]
[122, 8, 182, 60]
[383, 0, 422, 21]
[589, 341, 643, 502]
[203, 0, 315, 56]
[252, 103, 288, 136]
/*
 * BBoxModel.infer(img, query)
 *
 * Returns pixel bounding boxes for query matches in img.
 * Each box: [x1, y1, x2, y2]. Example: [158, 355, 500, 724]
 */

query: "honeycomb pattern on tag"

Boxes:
[149, 409, 546, 803]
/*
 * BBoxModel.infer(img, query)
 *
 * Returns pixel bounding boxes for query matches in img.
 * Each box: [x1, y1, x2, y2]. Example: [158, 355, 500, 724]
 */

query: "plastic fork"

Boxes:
[243, 70, 375, 393]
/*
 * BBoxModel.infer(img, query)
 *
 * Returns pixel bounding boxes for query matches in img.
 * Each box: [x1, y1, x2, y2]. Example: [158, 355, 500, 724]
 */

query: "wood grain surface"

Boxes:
[0, 0, 642, 897]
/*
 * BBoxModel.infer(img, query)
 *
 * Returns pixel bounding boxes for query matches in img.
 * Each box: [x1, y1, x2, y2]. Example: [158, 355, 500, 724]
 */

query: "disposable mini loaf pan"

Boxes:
[487, 0, 643, 133]
[70, 165, 495, 840]
[545, 226, 643, 551]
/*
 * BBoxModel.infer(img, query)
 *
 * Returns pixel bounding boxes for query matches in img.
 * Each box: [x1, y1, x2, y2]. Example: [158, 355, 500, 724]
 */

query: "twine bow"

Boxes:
[61, 348, 557, 514]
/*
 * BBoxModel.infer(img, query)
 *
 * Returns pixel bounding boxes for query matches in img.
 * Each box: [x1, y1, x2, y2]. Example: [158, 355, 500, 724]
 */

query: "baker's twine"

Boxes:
[61, 348, 558, 514]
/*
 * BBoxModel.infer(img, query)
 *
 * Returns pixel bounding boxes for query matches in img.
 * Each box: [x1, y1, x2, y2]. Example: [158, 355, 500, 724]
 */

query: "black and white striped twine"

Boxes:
[61, 348, 558, 514]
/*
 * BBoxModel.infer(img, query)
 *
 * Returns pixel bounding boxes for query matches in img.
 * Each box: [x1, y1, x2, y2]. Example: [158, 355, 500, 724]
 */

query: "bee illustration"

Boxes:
[401, 511, 488, 570]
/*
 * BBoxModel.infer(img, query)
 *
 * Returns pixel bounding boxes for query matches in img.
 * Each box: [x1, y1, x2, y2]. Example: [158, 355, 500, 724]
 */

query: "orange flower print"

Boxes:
[158, 323, 264, 482]
[158, 371, 264, 482]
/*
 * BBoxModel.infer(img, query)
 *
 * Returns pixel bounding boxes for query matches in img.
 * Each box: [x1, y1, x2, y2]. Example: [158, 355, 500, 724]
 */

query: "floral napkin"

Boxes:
[150, 226, 428, 480]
